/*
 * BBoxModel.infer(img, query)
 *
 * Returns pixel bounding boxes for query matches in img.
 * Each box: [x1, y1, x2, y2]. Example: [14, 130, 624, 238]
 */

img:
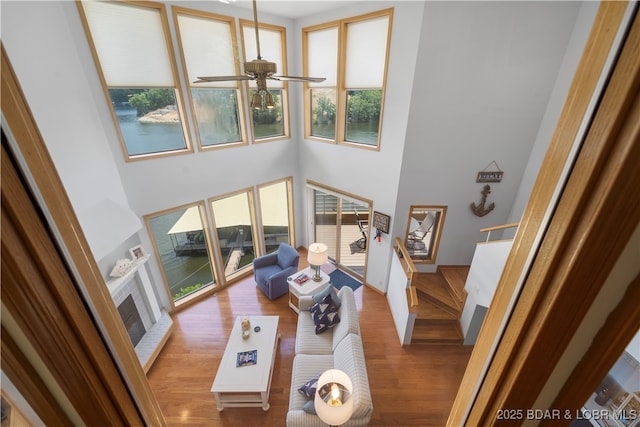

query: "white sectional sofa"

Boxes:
[287, 286, 373, 426]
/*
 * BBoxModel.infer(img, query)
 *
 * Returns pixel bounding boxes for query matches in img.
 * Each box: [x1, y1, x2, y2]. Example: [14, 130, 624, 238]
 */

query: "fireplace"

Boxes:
[107, 256, 173, 372]
[117, 295, 146, 347]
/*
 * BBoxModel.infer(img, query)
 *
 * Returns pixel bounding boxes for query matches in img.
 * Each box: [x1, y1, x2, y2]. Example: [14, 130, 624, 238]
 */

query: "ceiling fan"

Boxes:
[194, 0, 326, 109]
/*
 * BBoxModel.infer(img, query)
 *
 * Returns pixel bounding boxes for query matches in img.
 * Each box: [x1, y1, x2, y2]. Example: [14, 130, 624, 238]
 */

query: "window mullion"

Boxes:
[336, 21, 348, 144]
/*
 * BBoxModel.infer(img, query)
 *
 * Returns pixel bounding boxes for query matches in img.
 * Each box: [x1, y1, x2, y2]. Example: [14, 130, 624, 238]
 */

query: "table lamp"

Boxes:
[314, 369, 354, 426]
[307, 243, 328, 282]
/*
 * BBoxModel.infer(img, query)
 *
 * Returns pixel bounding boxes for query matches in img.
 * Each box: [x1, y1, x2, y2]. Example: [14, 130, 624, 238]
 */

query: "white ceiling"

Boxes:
[222, 0, 364, 19]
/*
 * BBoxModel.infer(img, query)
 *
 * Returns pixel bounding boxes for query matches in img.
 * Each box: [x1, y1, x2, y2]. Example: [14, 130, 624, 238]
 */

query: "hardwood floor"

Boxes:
[147, 253, 473, 426]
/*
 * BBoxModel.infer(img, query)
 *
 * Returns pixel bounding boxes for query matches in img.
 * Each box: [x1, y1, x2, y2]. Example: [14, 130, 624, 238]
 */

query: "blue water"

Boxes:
[147, 210, 214, 300]
[116, 106, 378, 152]
[115, 107, 186, 156]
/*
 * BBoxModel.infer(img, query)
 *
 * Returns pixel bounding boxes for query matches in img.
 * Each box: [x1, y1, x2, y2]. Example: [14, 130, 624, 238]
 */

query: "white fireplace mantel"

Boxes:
[106, 254, 172, 372]
[106, 254, 160, 322]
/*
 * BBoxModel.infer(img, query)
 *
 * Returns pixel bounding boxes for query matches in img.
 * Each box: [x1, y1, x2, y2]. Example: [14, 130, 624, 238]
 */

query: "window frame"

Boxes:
[208, 187, 259, 282]
[172, 6, 248, 151]
[256, 177, 295, 255]
[239, 19, 291, 143]
[404, 205, 447, 264]
[306, 180, 372, 282]
[144, 201, 219, 310]
[303, 8, 393, 150]
[76, 0, 194, 162]
[303, 21, 339, 143]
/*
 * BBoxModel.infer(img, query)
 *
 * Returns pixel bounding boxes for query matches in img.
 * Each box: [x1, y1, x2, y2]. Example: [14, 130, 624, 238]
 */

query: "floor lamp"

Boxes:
[307, 243, 328, 282]
[314, 369, 354, 426]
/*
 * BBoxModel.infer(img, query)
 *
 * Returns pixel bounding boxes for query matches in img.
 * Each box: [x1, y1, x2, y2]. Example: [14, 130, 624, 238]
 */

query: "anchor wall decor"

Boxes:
[471, 184, 495, 217]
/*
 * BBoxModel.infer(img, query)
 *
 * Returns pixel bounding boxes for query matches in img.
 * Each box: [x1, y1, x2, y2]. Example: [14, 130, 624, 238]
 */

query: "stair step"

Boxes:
[438, 265, 469, 306]
[414, 273, 461, 315]
[411, 321, 463, 345]
[414, 299, 458, 322]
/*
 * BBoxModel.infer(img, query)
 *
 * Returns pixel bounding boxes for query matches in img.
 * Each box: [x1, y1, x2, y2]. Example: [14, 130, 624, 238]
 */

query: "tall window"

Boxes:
[304, 24, 338, 140]
[304, 9, 393, 149]
[78, 1, 191, 160]
[257, 178, 294, 254]
[145, 203, 216, 305]
[210, 190, 257, 280]
[241, 20, 289, 141]
[173, 7, 247, 150]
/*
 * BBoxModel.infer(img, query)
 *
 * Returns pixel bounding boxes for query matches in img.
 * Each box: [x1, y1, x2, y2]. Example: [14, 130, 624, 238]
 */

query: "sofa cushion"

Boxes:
[288, 354, 333, 426]
[333, 334, 373, 423]
[312, 285, 341, 310]
[287, 337, 373, 427]
[298, 375, 319, 399]
[295, 286, 360, 355]
[295, 311, 333, 354]
[312, 294, 340, 334]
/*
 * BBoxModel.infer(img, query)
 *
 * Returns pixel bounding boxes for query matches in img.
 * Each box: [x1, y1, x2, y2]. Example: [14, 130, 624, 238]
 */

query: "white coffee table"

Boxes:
[211, 315, 279, 411]
[287, 267, 330, 313]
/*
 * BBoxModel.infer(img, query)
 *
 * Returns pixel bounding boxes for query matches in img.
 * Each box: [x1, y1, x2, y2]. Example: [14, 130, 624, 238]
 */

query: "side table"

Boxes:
[287, 267, 330, 313]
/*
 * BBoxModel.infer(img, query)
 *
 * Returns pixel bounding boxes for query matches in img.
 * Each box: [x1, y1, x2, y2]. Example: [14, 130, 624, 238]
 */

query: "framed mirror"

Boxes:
[404, 205, 447, 263]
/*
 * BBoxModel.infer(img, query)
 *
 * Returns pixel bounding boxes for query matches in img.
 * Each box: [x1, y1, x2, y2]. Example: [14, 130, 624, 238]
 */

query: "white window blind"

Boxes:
[306, 183, 369, 207]
[177, 14, 237, 88]
[307, 27, 338, 88]
[242, 25, 284, 89]
[345, 16, 390, 88]
[81, 1, 173, 86]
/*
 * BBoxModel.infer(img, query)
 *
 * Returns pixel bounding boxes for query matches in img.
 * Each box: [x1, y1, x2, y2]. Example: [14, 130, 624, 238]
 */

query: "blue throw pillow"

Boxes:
[309, 293, 333, 316]
[303, 399, 317, 414]
[298, 375, 319, 399]
[312, 285, 341, 309]
[312, 294, 340, 334]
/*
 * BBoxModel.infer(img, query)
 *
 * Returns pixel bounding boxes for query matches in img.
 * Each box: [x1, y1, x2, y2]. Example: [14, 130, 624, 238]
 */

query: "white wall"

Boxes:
[295, 1, 425, 292]
[2, 1, 142, 262]
[1, 1, 593, 299]
[507, 1, 600, 226]
[461, 240, 513, 345]
[397, 1, 584, 273]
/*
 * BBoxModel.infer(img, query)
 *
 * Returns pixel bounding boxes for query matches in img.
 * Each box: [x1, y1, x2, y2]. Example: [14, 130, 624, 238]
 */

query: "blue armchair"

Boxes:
[253, 243, 300, 300]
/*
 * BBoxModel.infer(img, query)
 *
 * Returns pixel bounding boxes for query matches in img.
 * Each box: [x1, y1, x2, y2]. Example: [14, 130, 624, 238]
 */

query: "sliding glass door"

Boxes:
[209, 189, 257, 281]
[310, 184, 370, 278]
[314, 190, 338, 260]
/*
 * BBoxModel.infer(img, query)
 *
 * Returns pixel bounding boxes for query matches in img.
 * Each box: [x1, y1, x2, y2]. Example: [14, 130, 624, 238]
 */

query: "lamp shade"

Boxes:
[314, 369, 354, 426]
[307, 243, 328, 266]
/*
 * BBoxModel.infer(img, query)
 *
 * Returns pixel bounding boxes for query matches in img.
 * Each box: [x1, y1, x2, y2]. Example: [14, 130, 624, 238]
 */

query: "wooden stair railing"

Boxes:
[394, 237, 418, 313]
[479, 222, 519, 242]
[394, 238, 468, 345]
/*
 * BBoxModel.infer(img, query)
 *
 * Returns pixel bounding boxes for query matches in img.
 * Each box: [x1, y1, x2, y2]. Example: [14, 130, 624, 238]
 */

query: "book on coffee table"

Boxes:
[236, 349, 257, 367]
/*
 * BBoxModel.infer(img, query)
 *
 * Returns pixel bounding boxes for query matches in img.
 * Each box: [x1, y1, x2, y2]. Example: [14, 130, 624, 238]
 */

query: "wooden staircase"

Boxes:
[411, 266, 469, 345]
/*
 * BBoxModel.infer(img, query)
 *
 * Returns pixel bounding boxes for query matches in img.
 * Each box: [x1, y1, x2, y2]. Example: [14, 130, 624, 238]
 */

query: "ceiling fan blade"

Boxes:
[270, 75, 326, 83]
[194, 1, 326, 88]
[194, 75, 253, 83]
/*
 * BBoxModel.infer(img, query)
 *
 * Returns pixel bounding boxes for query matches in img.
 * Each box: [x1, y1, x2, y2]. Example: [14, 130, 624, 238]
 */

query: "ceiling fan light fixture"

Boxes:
[194, 0, 325, 97]
[264, 91, 275, 109]
[250, 91, 264, 109]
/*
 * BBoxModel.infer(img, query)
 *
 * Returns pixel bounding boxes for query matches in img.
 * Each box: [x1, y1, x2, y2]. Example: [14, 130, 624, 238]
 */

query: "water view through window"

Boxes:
[146, 206, 215, 302]
[110, 88, 187, 156]
[115, 106, 185, 155]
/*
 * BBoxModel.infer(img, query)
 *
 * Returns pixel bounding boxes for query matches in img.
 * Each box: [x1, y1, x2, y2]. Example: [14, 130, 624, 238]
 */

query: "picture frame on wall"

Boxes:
[372, 211, 391, 234]
[129, 244, 146, 261]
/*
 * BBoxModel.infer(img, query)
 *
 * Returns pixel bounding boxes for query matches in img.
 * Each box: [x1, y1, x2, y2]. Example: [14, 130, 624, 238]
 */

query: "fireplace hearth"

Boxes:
[118, 295, 146, 347]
